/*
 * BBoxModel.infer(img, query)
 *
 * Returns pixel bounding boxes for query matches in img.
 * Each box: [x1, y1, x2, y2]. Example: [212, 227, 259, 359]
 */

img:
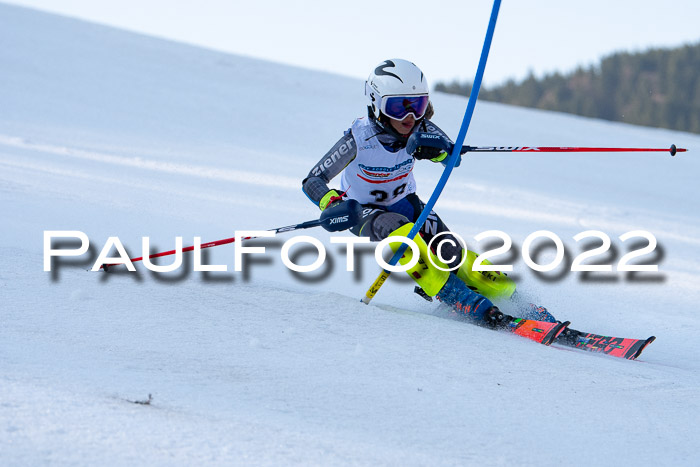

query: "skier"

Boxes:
[302, 58, 554, 324]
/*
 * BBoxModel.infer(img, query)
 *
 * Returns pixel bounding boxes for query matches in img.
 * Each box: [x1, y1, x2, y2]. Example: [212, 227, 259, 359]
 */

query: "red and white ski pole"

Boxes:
[461, 144, 687, 156]
[99, 220, 321, 271]
[100, 200, 363, 271]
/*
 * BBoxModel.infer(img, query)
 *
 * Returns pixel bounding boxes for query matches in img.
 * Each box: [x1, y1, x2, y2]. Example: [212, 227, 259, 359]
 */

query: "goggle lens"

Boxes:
[382, 95, 429, 121]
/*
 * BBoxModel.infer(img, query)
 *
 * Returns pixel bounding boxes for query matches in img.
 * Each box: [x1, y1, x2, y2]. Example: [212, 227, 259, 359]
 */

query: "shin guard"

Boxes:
[455, 250, 516, 301]
[387, 223, 450, 297]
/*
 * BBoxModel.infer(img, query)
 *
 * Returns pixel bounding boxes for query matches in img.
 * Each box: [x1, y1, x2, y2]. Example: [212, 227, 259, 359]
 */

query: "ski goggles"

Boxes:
[380, 94, 430, 121]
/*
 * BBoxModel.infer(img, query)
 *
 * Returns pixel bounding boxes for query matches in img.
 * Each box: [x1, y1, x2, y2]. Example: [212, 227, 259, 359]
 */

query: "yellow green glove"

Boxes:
[319, 189, 344, 211]
[430, 151, 448, 162]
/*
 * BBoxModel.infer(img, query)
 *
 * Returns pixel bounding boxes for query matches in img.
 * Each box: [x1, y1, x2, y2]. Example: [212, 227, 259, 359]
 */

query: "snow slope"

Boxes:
[2, 3, 700, 465]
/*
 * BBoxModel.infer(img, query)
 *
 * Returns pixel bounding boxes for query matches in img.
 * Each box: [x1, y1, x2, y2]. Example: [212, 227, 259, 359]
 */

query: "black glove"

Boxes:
[407, 132, 453, 159]
[413, 145, 445, 160]
[407, 132, 461, 167]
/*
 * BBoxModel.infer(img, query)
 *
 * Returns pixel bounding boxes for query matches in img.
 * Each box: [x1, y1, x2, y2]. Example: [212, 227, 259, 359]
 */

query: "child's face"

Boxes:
[388, 114, 416, 135]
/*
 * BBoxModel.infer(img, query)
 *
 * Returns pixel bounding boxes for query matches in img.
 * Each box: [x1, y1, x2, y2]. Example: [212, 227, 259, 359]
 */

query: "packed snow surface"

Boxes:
[2, 3, 700, 465]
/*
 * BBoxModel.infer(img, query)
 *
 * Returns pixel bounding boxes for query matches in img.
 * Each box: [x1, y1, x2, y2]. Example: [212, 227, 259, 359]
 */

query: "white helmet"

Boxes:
[365, 59, 430, 125]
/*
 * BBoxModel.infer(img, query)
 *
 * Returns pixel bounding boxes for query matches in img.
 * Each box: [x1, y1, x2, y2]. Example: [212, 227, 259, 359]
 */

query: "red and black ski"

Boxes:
[503, 317, 570, 346]
[484, 308, 570, 346]
[490, 310, 654, 359]
[555, 328, 655, 360]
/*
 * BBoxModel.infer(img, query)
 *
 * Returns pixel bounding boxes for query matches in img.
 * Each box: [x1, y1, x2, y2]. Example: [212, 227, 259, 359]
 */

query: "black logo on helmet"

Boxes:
[374, 60, 403, 83]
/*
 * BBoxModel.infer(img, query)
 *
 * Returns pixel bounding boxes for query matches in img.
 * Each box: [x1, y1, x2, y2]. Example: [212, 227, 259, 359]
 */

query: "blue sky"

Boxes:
[6, 0, 700, 87]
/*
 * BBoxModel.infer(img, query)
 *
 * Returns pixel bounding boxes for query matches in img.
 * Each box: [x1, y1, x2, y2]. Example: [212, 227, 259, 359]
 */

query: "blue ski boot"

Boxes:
[435, 274, 495, 321]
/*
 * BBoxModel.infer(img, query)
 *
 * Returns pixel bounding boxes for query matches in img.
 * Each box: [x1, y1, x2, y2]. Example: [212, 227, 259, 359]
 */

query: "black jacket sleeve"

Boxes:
[301, 130, 357, 206]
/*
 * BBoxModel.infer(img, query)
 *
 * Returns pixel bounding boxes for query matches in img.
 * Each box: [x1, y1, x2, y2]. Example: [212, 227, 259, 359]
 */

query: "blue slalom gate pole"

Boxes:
[362, 0, 502, 304]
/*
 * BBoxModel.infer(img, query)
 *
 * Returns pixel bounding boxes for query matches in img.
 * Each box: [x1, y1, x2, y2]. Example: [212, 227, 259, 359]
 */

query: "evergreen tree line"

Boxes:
[435, 42, 700, 134]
